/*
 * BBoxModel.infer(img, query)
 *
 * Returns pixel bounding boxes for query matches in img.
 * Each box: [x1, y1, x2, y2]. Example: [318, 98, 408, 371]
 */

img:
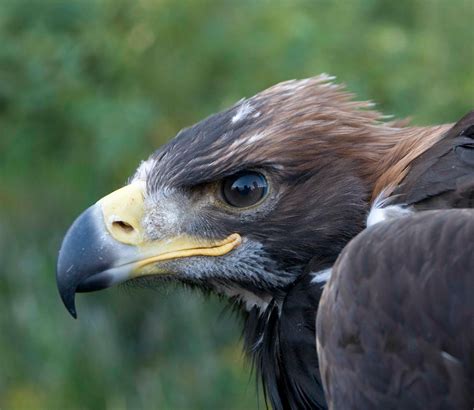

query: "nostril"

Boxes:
[106, 215, 141, 244]
[112, 220, 134, 233]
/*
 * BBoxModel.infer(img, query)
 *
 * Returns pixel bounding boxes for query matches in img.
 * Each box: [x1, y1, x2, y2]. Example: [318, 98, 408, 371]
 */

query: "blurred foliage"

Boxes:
[0, 0, 472, 408]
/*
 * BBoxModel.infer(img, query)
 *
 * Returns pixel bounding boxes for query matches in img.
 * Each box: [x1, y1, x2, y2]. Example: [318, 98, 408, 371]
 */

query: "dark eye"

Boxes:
[222, 171, 268, 208]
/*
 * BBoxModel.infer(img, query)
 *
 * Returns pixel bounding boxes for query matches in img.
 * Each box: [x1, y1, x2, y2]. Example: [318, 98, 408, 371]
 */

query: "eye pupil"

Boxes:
[223, 172, 268, 208]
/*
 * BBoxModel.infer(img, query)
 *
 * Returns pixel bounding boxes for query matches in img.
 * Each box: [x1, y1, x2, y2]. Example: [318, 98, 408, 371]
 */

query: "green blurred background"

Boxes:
[0, 0, 472, 408]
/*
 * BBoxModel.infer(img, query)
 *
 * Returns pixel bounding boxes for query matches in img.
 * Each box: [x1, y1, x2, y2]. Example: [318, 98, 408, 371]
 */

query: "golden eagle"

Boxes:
[57, 75, 473, 409]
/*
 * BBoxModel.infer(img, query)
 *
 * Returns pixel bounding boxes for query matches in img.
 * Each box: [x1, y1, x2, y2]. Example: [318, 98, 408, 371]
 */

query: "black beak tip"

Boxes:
[60, 287, 78, 319]
[65, 302, 78, 319]
[56, 264, 79, 319]
[70, 309, 78, 320]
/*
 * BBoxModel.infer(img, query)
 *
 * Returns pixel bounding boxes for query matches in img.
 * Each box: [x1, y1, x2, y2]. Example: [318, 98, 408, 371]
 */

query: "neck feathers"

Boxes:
[372, 123, 451, 199]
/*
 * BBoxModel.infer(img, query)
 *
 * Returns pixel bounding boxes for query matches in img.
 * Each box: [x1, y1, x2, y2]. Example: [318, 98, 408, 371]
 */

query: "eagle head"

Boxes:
[56, 75, 444, 317]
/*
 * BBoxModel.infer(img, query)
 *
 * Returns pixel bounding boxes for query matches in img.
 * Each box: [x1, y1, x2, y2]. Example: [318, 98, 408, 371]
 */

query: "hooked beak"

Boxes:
[56, 181, 241, 318]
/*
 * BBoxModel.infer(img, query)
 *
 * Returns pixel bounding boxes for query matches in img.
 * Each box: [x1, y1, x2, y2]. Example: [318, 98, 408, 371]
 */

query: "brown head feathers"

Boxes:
[146, 74, 450, 200]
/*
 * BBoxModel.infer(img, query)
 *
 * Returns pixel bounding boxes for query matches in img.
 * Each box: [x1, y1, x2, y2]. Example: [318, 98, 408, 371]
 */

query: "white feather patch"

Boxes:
[214, 284, 272, 312]
[367, 193, 413, 227]
[310, 268, 332, 284]
[441, 351, 461, 365]
[231, 101, 254, 123]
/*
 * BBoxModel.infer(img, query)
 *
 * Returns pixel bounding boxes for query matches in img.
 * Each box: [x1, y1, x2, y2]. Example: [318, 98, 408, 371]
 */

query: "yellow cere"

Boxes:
[98, 181, 146, 245]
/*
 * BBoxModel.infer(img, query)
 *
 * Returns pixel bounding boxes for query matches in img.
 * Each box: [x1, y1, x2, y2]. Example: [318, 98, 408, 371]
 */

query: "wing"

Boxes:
[394, 110, 474, 209]
[316, 209, 474, 410]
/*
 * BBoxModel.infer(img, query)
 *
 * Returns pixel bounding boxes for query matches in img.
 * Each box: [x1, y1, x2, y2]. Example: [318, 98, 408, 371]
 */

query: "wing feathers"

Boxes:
[317, 209, 474, 409]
